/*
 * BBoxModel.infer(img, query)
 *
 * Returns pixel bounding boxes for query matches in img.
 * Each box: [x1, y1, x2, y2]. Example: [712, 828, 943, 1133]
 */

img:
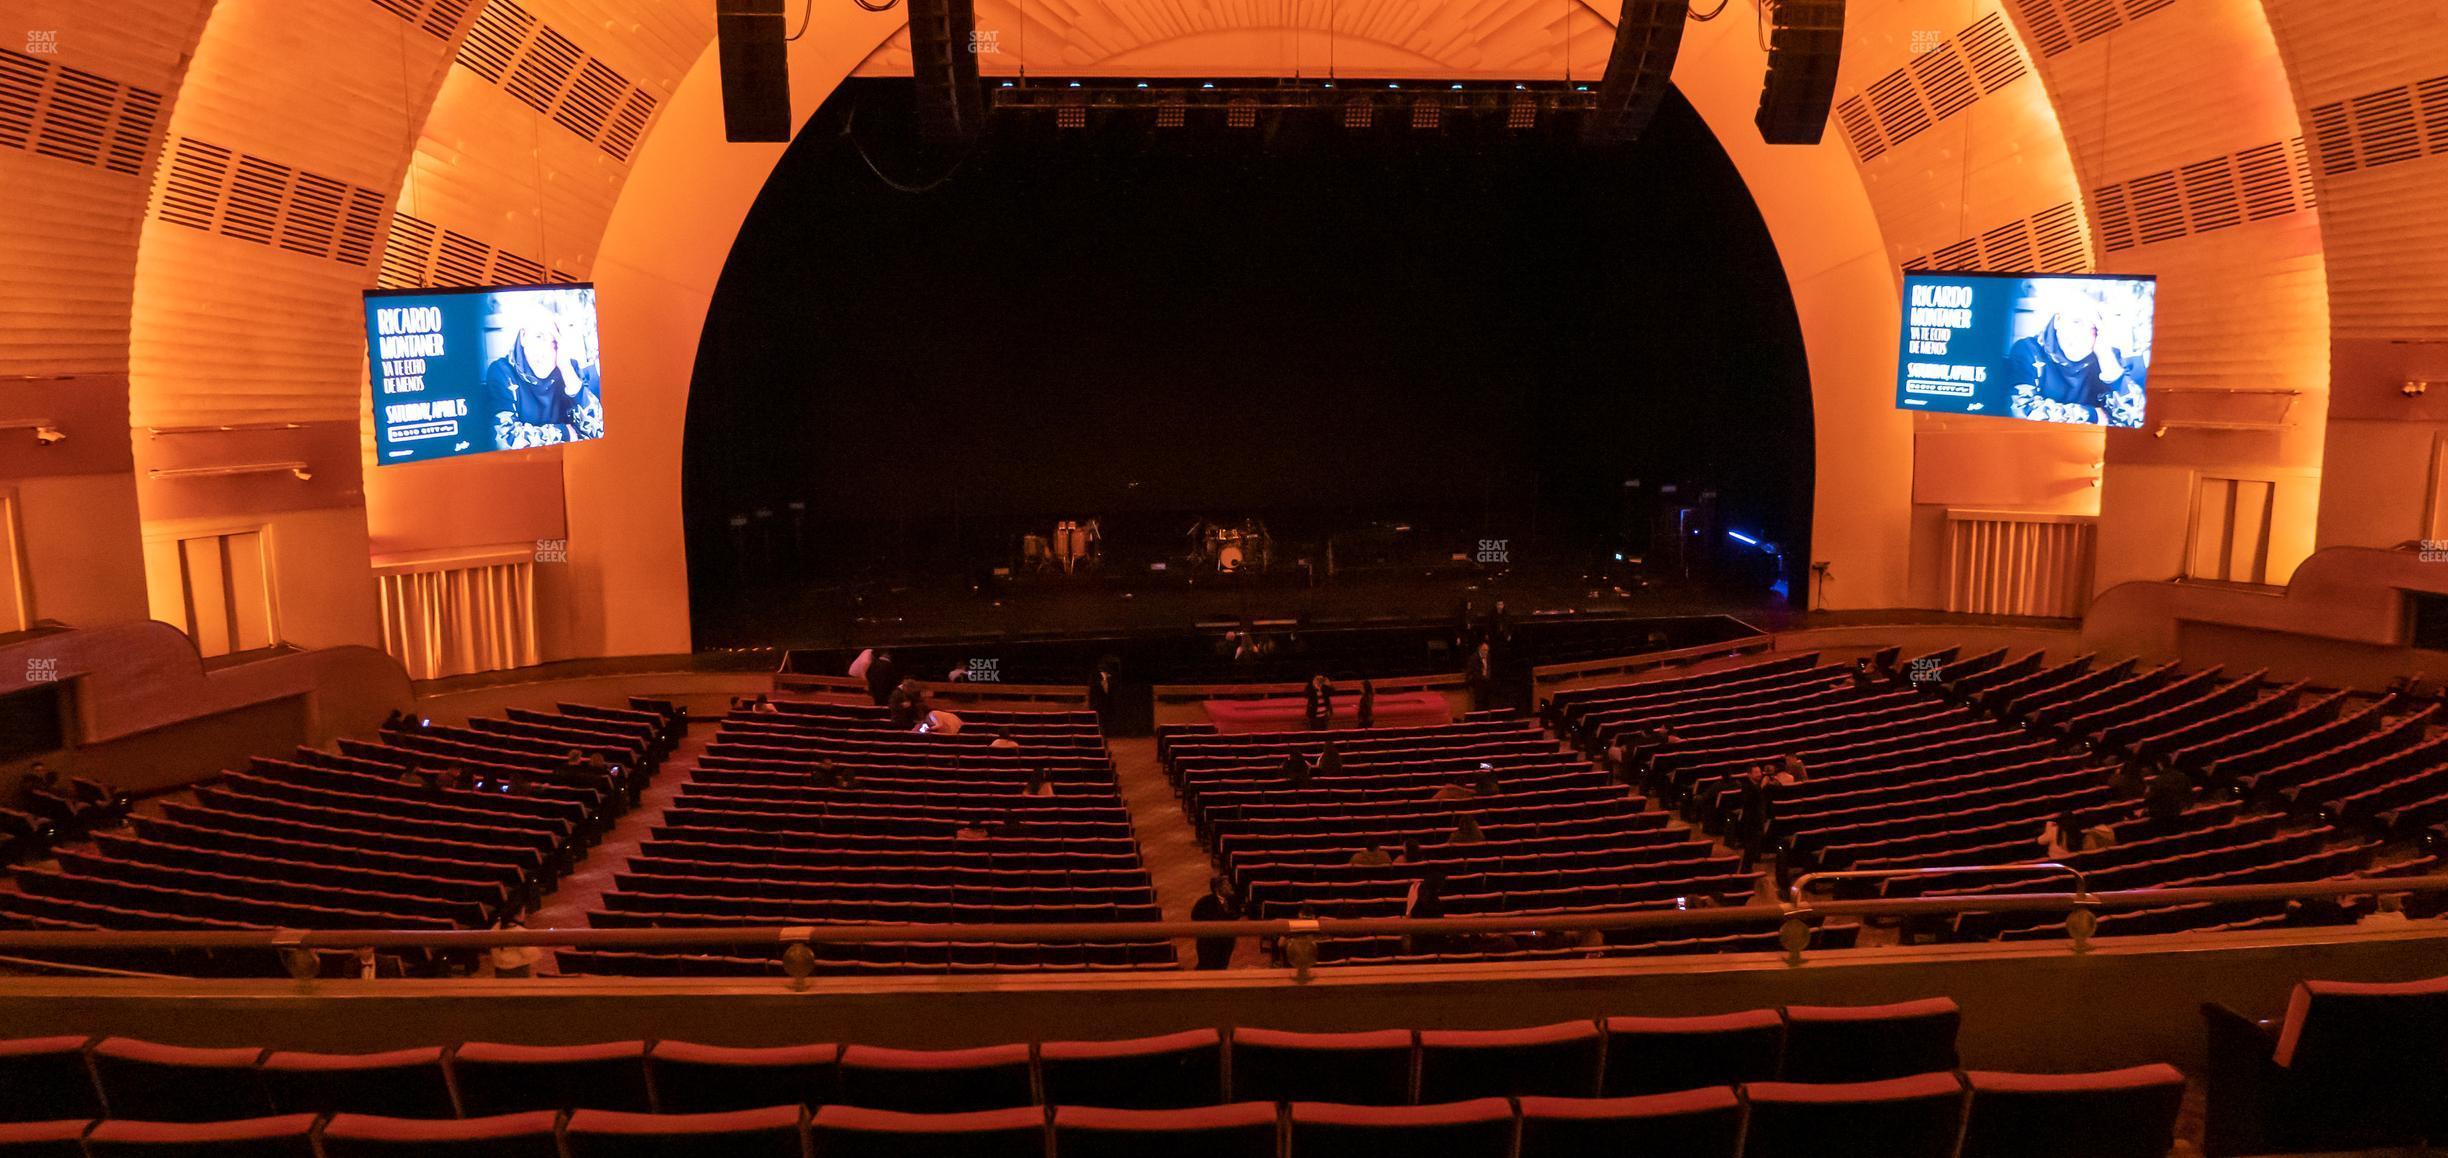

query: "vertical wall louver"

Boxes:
[1835, 14, 2033, 164]
[0, 48, 165, 179]
[151, 136, 391, 266]
[2305, 74, 2448, 178]
[375, 211, 550, 289]
[451, 0, 666, 163]
[1901, 202, 2092, 274]
[2011, 0, 2184, 58]
[2087, 138, 2320, 253]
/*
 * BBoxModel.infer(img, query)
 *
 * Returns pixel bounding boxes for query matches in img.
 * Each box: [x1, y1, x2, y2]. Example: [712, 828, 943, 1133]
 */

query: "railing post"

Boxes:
[780, 927, 815, 991]
[273, 929, 314, 988]
[1284, 919, 1320, 982]
[2067, 906, 2097, 954]
[1778, 917, 1813, 966]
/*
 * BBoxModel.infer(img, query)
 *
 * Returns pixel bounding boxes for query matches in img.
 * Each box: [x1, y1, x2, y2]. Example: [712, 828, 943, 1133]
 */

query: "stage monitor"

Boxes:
[1895, 271, 2155, 428]
[365, 283, 603, 465]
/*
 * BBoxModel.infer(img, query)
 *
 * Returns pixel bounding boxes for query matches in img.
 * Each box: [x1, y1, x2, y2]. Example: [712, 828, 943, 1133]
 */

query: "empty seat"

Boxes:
[0, 1121, 89, 1158]
[1517, 1087, 1745, 1158]
[1287, 1098, 1514, 1157]
[1741, 1073, 1967, 1158]
[836, 1043, 1034, 1113]
[1231, 1029, 1413, 1105]
[88, 1040, 269, 1123]
[1053, 1103, 1278, 1158]
[1777, 999, 1961, 1083]
[0, 1038, 98, 1123]
[259, 1046, 453, 1118]
[82, 1116, 318, 1158]
[810, 1105, 1046, 1158]
[1419, 1020, 1603, 1101]
[1039, 1029, 1222, 1109]
[645, 1041, 839, 1114]
[565, 1105, 805, 1158]
[2202, 974, 2448, 1154]
[321, 1112, 561, 1158]
[450, 1041, 651, 1115]
[1960, 1065, 2184, 1158]
[1601, 1011, 1784, 1097]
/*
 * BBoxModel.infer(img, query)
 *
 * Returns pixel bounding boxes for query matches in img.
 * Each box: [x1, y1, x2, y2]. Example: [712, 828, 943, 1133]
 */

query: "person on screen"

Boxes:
[2002, 293, 2147, 427]
[486, 306, 603, 450]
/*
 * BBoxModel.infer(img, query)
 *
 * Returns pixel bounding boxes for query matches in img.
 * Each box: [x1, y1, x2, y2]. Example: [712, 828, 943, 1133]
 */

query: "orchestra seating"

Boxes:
[0, 700, 681, 978]
[1570, 646, 2441, 944]
[569, 700, 1176, 976]
[0, 998, 2191, 1157]
[1161, 717, 1868, 964]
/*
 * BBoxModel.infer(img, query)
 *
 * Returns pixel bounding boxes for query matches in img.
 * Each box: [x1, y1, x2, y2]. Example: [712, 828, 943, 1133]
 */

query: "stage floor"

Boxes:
[695, 565, 1795, 651]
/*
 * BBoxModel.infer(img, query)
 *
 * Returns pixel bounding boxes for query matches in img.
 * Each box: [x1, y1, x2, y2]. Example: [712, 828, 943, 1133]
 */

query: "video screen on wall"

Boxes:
[1895, 271, 2156, 428]
[365, 283, 603, 465]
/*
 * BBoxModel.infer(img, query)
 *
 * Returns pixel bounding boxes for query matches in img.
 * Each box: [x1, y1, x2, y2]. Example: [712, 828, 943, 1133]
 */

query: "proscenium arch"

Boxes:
[570, 1, 1910, 656]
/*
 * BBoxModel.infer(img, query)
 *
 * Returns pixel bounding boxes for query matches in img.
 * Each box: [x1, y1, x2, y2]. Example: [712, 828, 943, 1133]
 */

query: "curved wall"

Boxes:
[1, 0, 2436, 665]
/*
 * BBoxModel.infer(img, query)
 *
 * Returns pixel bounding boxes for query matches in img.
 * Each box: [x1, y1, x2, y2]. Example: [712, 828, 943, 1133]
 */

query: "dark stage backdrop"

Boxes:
[685, 80, 1811, 592]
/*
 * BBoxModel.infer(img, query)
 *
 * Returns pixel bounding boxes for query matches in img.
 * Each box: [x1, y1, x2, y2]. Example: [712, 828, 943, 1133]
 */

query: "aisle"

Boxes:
[1108, 736, 1251, 967]
[529, 713, 718, 932]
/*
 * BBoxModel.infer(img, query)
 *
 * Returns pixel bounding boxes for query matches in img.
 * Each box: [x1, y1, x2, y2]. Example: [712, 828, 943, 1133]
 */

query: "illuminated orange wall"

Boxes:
[10, 0, 2445, 664]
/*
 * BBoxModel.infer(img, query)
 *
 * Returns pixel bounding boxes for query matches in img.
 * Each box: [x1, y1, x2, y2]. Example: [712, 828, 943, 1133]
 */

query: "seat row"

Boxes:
[0, 998, 1981, 1122]
[0, 1070, 2186, 1158]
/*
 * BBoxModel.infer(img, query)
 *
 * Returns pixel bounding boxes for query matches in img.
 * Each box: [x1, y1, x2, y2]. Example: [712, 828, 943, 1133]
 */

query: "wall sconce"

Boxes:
[2405, 380, 2435, 398]
[149, 461, 314, 482]
[0, 419, 63, 445]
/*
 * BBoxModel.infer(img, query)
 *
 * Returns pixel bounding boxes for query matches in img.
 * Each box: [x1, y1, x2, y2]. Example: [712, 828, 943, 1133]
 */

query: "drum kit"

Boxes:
[1021, 519, 1101, 575]
[1191, 518, 1273, 574]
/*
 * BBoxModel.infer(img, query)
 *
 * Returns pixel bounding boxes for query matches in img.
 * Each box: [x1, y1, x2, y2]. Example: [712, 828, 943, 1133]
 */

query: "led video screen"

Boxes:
[1895, 271, 2156, 428]
[366, 283, 602, 465]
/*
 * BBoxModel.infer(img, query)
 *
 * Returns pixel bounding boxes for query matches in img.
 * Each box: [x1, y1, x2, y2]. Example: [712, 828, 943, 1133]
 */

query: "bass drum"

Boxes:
[1217, 544, 1244, 573]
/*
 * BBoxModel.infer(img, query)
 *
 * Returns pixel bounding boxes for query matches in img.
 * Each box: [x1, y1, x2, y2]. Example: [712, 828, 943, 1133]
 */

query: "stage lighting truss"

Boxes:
[991, 79, 1600, 133]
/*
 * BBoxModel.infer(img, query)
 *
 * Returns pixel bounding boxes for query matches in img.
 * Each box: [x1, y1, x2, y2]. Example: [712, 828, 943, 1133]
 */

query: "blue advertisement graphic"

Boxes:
[1895, 271, 2155, 428]
[366, 284, 603, 465]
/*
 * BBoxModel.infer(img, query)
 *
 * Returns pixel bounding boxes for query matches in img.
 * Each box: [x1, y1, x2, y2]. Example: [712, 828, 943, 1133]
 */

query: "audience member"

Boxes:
[1190, 876, 1240, 970]
[1282, 751, 1312, 789]
[1356, 679, 1376, 729]
[1303, 674, 1334, 730]
[1472, 762, 1502, 797]
[1020, 767, 1054, 798]
[2039, 811, 2116, 859]
[1394, 837, 1423, 865]
[489, 917, 546, 979]
[345, 946, 407, 980]
[862, 650, 898, 706]
[887, 678, 928, 728]
[811, 757, 840, 790]
[1403, 872, 1448, 955]
[2142, 767, 2195, 821]
[1429, 777, 1478, 803]
[1464, 641, 1497, 711]
[1446, 813, 1486, 845]
[1347, 845, 1393, 868]
[1315, 741, 1343, 780]
[1737, 765, 1774, 872]
[2359, 892, 2414, 928]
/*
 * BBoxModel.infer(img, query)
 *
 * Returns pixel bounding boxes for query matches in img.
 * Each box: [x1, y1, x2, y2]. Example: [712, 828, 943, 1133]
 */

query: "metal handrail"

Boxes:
[0, 872, 2436, 956]
[1787, 863, 2087, 906]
